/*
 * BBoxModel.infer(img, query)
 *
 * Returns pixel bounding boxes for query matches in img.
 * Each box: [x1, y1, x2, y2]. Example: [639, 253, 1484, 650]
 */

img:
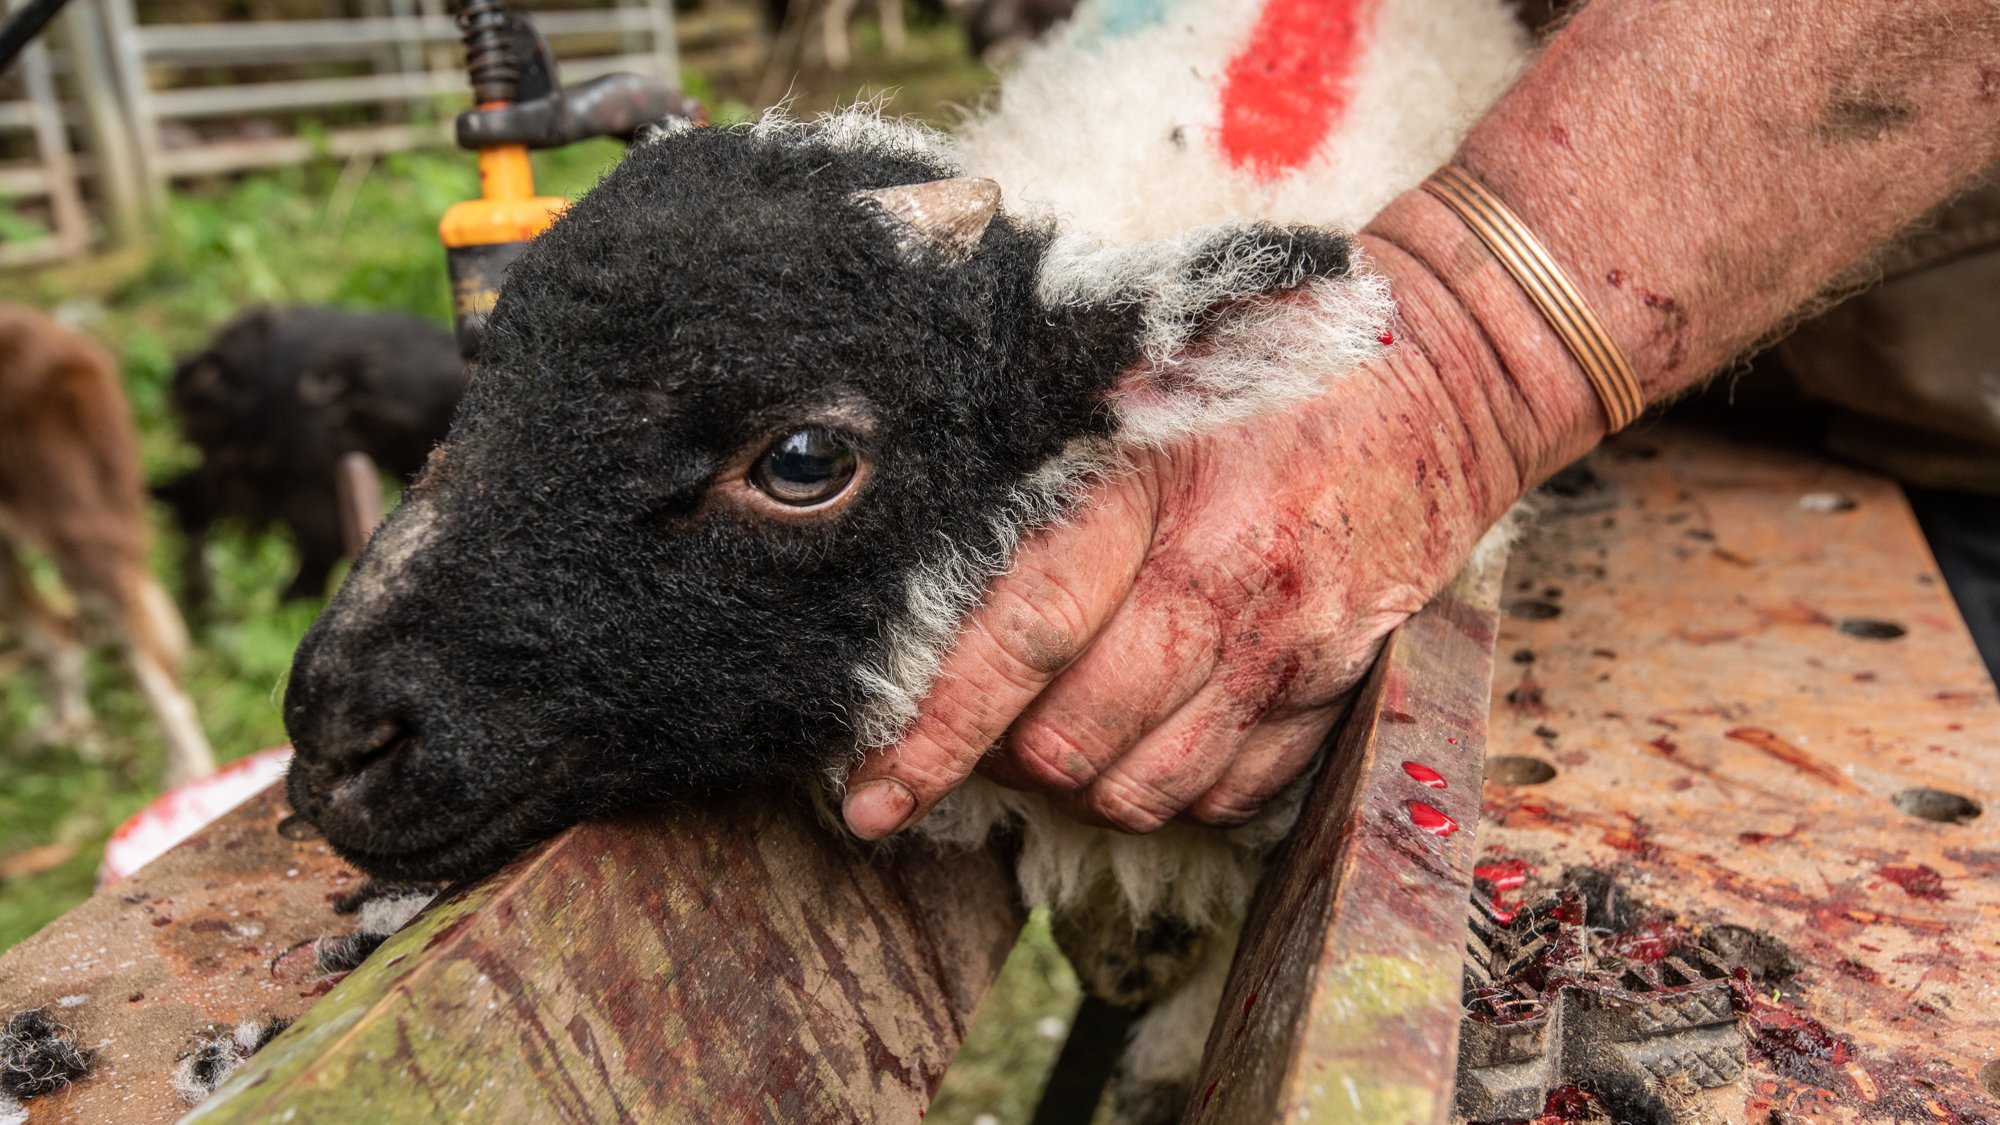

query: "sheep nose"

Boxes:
[288, 707, 419, 794]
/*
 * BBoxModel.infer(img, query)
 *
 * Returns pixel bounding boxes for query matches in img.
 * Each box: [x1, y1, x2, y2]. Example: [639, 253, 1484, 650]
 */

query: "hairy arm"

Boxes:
[842, 0, 2000, 839]
[1372, 0, 2000, 497]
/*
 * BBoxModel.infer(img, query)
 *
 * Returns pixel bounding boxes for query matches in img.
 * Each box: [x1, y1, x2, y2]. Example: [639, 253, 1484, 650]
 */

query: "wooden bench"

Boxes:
[2, 412, 1994, 1123]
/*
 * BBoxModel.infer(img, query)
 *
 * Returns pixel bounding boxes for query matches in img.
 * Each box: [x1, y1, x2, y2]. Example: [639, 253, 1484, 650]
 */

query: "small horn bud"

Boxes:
[855, 177, 1002, 261]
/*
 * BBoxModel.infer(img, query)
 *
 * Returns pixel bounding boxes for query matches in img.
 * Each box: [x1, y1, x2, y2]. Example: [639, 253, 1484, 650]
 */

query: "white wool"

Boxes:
[846, 438, 1111, 754]
[169, 1020, 284, 1106]
[355, 890, 435, 937]
[745, 102, 960, 166]
[954, 0, 1528, 241]
[913, 773, 1308, 930]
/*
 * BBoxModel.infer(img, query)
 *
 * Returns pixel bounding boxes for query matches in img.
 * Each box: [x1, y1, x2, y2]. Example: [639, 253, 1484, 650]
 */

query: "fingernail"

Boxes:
[844, 780, 917, 840]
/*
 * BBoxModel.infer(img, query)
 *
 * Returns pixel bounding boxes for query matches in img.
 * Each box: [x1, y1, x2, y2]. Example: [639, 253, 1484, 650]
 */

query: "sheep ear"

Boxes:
[855, 178, 1002, 262]
[1039, 223, 1391, 448]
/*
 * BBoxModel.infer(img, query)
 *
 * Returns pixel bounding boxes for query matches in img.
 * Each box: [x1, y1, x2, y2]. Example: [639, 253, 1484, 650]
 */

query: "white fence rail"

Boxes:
[0, 0, 89, 267]
[0, 0, 749, 269]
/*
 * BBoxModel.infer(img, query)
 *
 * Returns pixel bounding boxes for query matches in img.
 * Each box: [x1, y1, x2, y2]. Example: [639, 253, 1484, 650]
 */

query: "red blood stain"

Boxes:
[1546, 123, 1571, 149]
[1473, 858, 1534, 924]
[1216, 0, 1379, 177]
[1538, 1084, 1599, 1122]
[1401, 761, 1447, 788]
[1406, 800, 1458, 836]
[1834, 957, 1880, 983]
[1635, 286, 1690, 370]
[150, 915, 172, 927]
[1378, 330, 1395, 345]
[1602, 815, 1661, 861]
[1605, 269, 1626, 288]
[1732, 973, 1858, 1088]
[1447, 736, 1459, 744]
[1472, 862, 1530, 889]
[1202, 1080, 1219, 1108]
[1876, 864, 1950, 901]
[1609, 917, 1689, 963]
[1648, 734, 1679, 755]
[1724, 727, 1862, 792]
[1738, 822, 1802, 846]
[127, 992, 144, 1003]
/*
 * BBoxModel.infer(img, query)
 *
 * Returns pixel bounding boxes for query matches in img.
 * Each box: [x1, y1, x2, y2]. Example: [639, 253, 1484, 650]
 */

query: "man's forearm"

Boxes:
[1367, 0, 2000, 490]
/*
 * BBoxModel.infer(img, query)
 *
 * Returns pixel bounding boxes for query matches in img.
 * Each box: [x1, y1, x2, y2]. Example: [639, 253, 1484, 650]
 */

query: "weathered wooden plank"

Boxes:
[0, 787, 370, 1125]
[1480, 419, 2000, 1123]
[187, 792, 1025, 1122]
[1185, 557, 1504, 1123]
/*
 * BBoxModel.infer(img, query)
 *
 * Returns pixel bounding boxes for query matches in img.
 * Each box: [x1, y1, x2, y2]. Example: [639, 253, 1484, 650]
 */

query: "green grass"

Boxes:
[930, 909, 1085, 1124]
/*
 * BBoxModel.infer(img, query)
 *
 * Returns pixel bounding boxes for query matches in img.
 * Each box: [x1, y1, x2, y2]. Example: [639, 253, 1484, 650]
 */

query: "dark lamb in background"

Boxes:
[155, 307, 466, 614]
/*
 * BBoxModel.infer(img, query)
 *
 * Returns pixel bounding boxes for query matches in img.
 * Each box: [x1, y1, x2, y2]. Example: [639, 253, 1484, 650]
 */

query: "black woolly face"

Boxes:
[282, 120, 1356, 881]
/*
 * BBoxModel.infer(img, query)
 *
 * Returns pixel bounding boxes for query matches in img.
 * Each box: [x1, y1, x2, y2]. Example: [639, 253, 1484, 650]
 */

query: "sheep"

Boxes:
[281, 0, 1528, 1116]
[0, 302, 215, 787]
[153, 307, 466, 615]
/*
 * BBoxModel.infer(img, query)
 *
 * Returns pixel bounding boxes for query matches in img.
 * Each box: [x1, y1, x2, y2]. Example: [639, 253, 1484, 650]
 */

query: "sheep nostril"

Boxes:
[297, 714, 419, 787]
[345, 717, 417, 774]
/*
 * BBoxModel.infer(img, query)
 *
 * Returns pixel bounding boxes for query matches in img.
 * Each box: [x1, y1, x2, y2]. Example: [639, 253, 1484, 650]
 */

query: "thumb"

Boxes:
[842, 480, 1156, 838]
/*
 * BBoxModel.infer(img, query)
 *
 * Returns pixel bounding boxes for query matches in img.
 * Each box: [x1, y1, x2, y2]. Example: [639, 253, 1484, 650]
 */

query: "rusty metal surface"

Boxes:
[1186, 557, 1504, 1124]
[0, 785, 367, 1124]
[187, 790, 1025, 1123]
[1482, 420, 2000, 1124]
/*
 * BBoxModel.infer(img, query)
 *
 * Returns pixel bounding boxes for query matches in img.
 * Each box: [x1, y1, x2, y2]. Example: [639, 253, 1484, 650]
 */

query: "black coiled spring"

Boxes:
[455, 0, 517, 105]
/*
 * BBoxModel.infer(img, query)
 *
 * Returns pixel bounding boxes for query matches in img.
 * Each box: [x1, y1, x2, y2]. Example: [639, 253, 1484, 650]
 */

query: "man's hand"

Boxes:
[839, 0, 2000, 841]
[841, 332, 1530, 839]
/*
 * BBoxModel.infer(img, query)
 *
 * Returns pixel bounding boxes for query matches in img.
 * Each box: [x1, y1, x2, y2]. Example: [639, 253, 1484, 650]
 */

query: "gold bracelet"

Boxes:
[1420, 164, 1644, 432]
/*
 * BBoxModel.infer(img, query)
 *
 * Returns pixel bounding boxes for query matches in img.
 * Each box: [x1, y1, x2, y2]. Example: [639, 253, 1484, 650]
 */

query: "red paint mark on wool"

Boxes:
[1217, 0, 1379, 178]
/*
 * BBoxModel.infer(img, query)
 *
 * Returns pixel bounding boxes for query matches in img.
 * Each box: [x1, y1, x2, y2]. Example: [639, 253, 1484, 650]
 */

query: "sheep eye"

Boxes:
[749, 429, 859, 507]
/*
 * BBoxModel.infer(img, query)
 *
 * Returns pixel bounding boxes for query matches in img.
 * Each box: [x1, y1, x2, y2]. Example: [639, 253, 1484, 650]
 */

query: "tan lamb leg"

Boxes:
[819, 0, 857, 68]
[115, 566, 214, 787]
[0, 536, 97, 755]
[876, 0, 906, 54]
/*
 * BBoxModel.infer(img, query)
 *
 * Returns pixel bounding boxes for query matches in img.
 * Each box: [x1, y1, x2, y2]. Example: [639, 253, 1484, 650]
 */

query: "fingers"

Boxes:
[988, 583, 1222, 793]
[842, 483, 1155, 839]
[1184, 705, 1341, 826]
[1054, 677, 1254, 832]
